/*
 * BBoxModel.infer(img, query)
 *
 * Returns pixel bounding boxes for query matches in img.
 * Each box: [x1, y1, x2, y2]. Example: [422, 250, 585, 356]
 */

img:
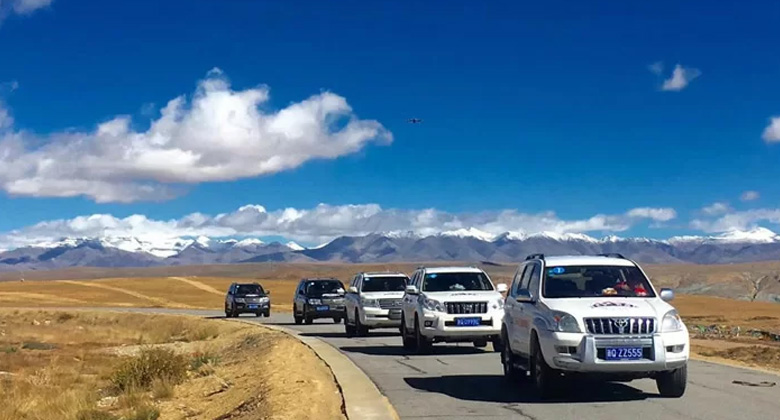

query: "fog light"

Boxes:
[424, 321, 434, 327]
[666, 345, 685, 353]
[555, 346, 578, 354]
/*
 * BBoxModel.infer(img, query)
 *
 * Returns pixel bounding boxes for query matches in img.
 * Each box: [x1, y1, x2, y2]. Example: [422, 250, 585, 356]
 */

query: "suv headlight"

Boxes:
[307, 298, 322, 305]
[492, 297, 504, 310]
[361, 297, 379, 308]
[661, 310, 684, 332]
[234, 298, 245, 303]
[260, 297, 270, 303]
[422, 298, 446, 312]
[551, 311, 581, 333]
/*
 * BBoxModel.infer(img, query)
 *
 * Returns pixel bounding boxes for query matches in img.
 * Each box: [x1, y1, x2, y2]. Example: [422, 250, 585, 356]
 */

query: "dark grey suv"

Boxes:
[293, 278, 346, 324]
[225, 282, 271, 317]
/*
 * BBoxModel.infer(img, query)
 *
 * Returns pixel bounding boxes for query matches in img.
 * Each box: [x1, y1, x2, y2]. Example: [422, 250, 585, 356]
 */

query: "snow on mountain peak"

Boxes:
[439, 228, 495, 241]
[285, 241, 305, 251]
[716, 227, 779, 243]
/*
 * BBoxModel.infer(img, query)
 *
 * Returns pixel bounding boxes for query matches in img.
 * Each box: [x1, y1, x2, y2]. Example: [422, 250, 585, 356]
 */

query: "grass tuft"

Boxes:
[110, 348, 188, 392]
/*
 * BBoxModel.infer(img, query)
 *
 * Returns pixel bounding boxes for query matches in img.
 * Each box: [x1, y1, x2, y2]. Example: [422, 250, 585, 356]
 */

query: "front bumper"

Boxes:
[234, 302, 270, 313]
[419, 310, 502, 342]
[305, 304, 346, 319]
[538, 329, 689, 373]
[361, 307, 403, 327]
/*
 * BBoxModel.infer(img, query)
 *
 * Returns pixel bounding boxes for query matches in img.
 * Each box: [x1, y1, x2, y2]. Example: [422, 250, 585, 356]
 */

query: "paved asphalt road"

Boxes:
[110, 308, 779, 420]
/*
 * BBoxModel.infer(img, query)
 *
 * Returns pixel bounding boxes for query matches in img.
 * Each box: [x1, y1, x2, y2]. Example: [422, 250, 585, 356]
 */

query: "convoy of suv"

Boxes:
[234, 252, 688, 399]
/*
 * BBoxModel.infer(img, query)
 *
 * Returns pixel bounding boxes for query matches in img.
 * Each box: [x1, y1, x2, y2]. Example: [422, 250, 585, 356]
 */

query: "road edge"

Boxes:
[229, 319, 400, 420]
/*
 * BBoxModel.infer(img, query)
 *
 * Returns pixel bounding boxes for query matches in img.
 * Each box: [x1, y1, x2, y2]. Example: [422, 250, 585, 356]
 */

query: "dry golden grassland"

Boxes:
[0, 309, 344, 420]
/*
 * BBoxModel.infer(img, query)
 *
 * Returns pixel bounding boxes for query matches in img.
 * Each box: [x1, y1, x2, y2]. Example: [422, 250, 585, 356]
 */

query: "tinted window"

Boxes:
[305, 280, 344, 296]
[236, 284, 264, 295]
[543, 265, 655, 298]
[422, 272, 493, 292]
[361, 276, 407, 292]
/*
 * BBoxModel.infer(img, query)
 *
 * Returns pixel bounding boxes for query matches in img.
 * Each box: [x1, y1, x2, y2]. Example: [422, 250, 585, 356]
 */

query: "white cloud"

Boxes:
[691, 208, 780, 233]
[740, 190, 760, 201]
[648, 61, 664, 76]
[762, 116, 780, 143]
[0, 204, 678, 249]
[661, 64, 701, 91]
[12, 0, 52, 14]
[0, 70, 392, 203]
[625, 207, 677, 222]
[701, 202, 731, 216]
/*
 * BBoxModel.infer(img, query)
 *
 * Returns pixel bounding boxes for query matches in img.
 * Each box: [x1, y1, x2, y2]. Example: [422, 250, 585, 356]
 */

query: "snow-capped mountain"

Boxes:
[3, 227, 780, 271]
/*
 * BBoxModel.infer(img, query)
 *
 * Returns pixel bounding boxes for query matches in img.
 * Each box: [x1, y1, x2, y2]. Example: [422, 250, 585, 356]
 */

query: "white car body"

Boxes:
[501, 254, 689, 398]
[344, 272, 409, 335]
[401, 266, 508, 352]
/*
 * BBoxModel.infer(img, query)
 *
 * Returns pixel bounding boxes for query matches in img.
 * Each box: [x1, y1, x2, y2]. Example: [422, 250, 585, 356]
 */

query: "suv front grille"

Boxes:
[378, 298, 403, 309]
[585, 317, 656, 335]
[445, 302, 488, 315]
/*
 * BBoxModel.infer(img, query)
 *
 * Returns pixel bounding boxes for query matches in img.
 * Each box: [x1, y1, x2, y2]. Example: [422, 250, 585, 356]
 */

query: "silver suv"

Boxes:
[344, 272, 409, 337]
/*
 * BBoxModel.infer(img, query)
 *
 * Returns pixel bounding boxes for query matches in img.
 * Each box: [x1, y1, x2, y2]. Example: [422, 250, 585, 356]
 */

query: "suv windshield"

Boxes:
[423, 272, 493, 292]
[361, 276, 407, 292]
[236, 284, 264, 295]
[305, 280, 343, 296]
[543, 265, 656, 298]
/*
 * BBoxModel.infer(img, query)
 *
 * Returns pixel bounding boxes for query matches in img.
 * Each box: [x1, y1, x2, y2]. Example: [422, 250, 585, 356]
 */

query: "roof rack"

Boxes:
[597, 253, 626, 259]
[525, 253, 545, 261]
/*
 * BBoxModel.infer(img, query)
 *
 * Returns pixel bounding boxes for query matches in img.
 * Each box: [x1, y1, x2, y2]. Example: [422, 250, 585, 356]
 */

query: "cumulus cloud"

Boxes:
[0, 204, 678, 249]
[691, 208, 780, 233]
[0, 69, 391, 202]
[659, 64, 701, 91]
[701, 202, 731, 216]
[12, 0, 52, 14]
[648, 61, 664, 76]
[740, 190, 760, 201]
[762, 117, 780, 143]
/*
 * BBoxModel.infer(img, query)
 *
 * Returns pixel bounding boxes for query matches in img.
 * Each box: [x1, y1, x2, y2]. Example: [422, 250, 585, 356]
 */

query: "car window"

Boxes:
[542, 265, 656, 298]
[361, 276, 407, 292]
[518, 263, 534, 292]
[305, 280, 344, 296]
[422, 272, 493, 292]
[236, 284, 264, 295]
[528, 264, 541, 298]
[511, 265, 527, 296]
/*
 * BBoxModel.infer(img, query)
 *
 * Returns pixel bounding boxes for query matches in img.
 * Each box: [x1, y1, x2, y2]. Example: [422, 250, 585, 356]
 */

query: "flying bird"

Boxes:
[407, 118, 423, 124]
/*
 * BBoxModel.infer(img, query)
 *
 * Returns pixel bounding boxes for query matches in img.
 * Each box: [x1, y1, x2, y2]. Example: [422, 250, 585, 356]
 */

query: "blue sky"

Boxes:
[1, 0, 780, 247]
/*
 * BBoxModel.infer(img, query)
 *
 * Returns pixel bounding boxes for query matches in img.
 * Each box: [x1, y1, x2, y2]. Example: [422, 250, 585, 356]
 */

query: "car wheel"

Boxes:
[492, 337, 503, 353]
[355, 310, 369, 336]
[414, 315, 432, 354]
[264, 310, 270, 318]
[255, 312, 262, 317]
[401, 314, 416, 351]
[656, 365, 687, 398]
[473, 339, 488, 348]
[501, 330, 524, 382]
[531, 334, 559, 399]
[345, 318, 356, 337]
[304, 316, 313, 324]
[333, 317, 342, 324]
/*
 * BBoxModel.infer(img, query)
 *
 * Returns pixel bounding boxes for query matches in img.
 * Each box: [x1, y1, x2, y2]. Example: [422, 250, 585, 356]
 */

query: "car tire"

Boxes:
[401, 314, 416, 351]
[355, 310, 369, 337]
[473, 340, 488, 348]
[492, 337, 503, 353]
[333, 317, 342, 324]
[501, 330, 524, 382]
[656, 365, 687, 398]
[264, 310, 270, 318]
[531, 334, 559, 399]
[345, 318, 356, 337]
[255, 312, 262, 317]
[414, 315, 432, 354]
[304, 316, 313, 324]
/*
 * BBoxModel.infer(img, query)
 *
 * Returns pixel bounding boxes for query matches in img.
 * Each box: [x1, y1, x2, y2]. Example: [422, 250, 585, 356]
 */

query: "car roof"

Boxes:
[539, 255, 637, 267]
[421, 266, 485, 274]
[363, 272, 408, 277]
[301, 277, 341, 282]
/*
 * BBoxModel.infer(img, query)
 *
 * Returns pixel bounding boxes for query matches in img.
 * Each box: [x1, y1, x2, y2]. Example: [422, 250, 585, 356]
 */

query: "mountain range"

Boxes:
[2, 227, 780, 272]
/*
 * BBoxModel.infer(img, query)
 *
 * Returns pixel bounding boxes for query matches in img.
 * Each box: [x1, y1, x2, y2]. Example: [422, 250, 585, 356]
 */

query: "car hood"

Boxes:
[423, 290, 502, 302]
[361, 291, 405, 299]
[236, 294, 267, 298]
[544, 297, 674, 318]
[307, 293, 344, 299]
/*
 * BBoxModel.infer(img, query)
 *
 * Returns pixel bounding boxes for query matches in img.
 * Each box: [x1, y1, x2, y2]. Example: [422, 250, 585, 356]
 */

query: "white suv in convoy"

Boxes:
[344, 272, 409, 337]
[401, 266, 508, 353]
[500, 254, 689, 399]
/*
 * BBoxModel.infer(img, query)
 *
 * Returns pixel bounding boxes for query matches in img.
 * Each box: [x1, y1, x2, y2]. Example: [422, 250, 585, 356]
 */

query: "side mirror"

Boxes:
[405, 285, 419, 295]
[515, 289, 536, 304]
[496, 283, 508, 293]
[265, 290, 271, 295]
[348, 286, 359, 294]
[660, 288, 675, 302]
[297, 290, 304, 296]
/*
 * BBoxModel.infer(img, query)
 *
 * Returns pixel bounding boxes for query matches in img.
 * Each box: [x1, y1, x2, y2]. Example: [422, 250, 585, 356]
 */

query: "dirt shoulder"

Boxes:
[0, 309, 344, 420]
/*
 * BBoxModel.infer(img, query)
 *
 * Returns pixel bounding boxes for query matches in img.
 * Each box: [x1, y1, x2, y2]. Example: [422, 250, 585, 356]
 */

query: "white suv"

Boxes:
[500, 254, 689, 398]
[344, 272, 409, 337]
[400, 266, 508, 354]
